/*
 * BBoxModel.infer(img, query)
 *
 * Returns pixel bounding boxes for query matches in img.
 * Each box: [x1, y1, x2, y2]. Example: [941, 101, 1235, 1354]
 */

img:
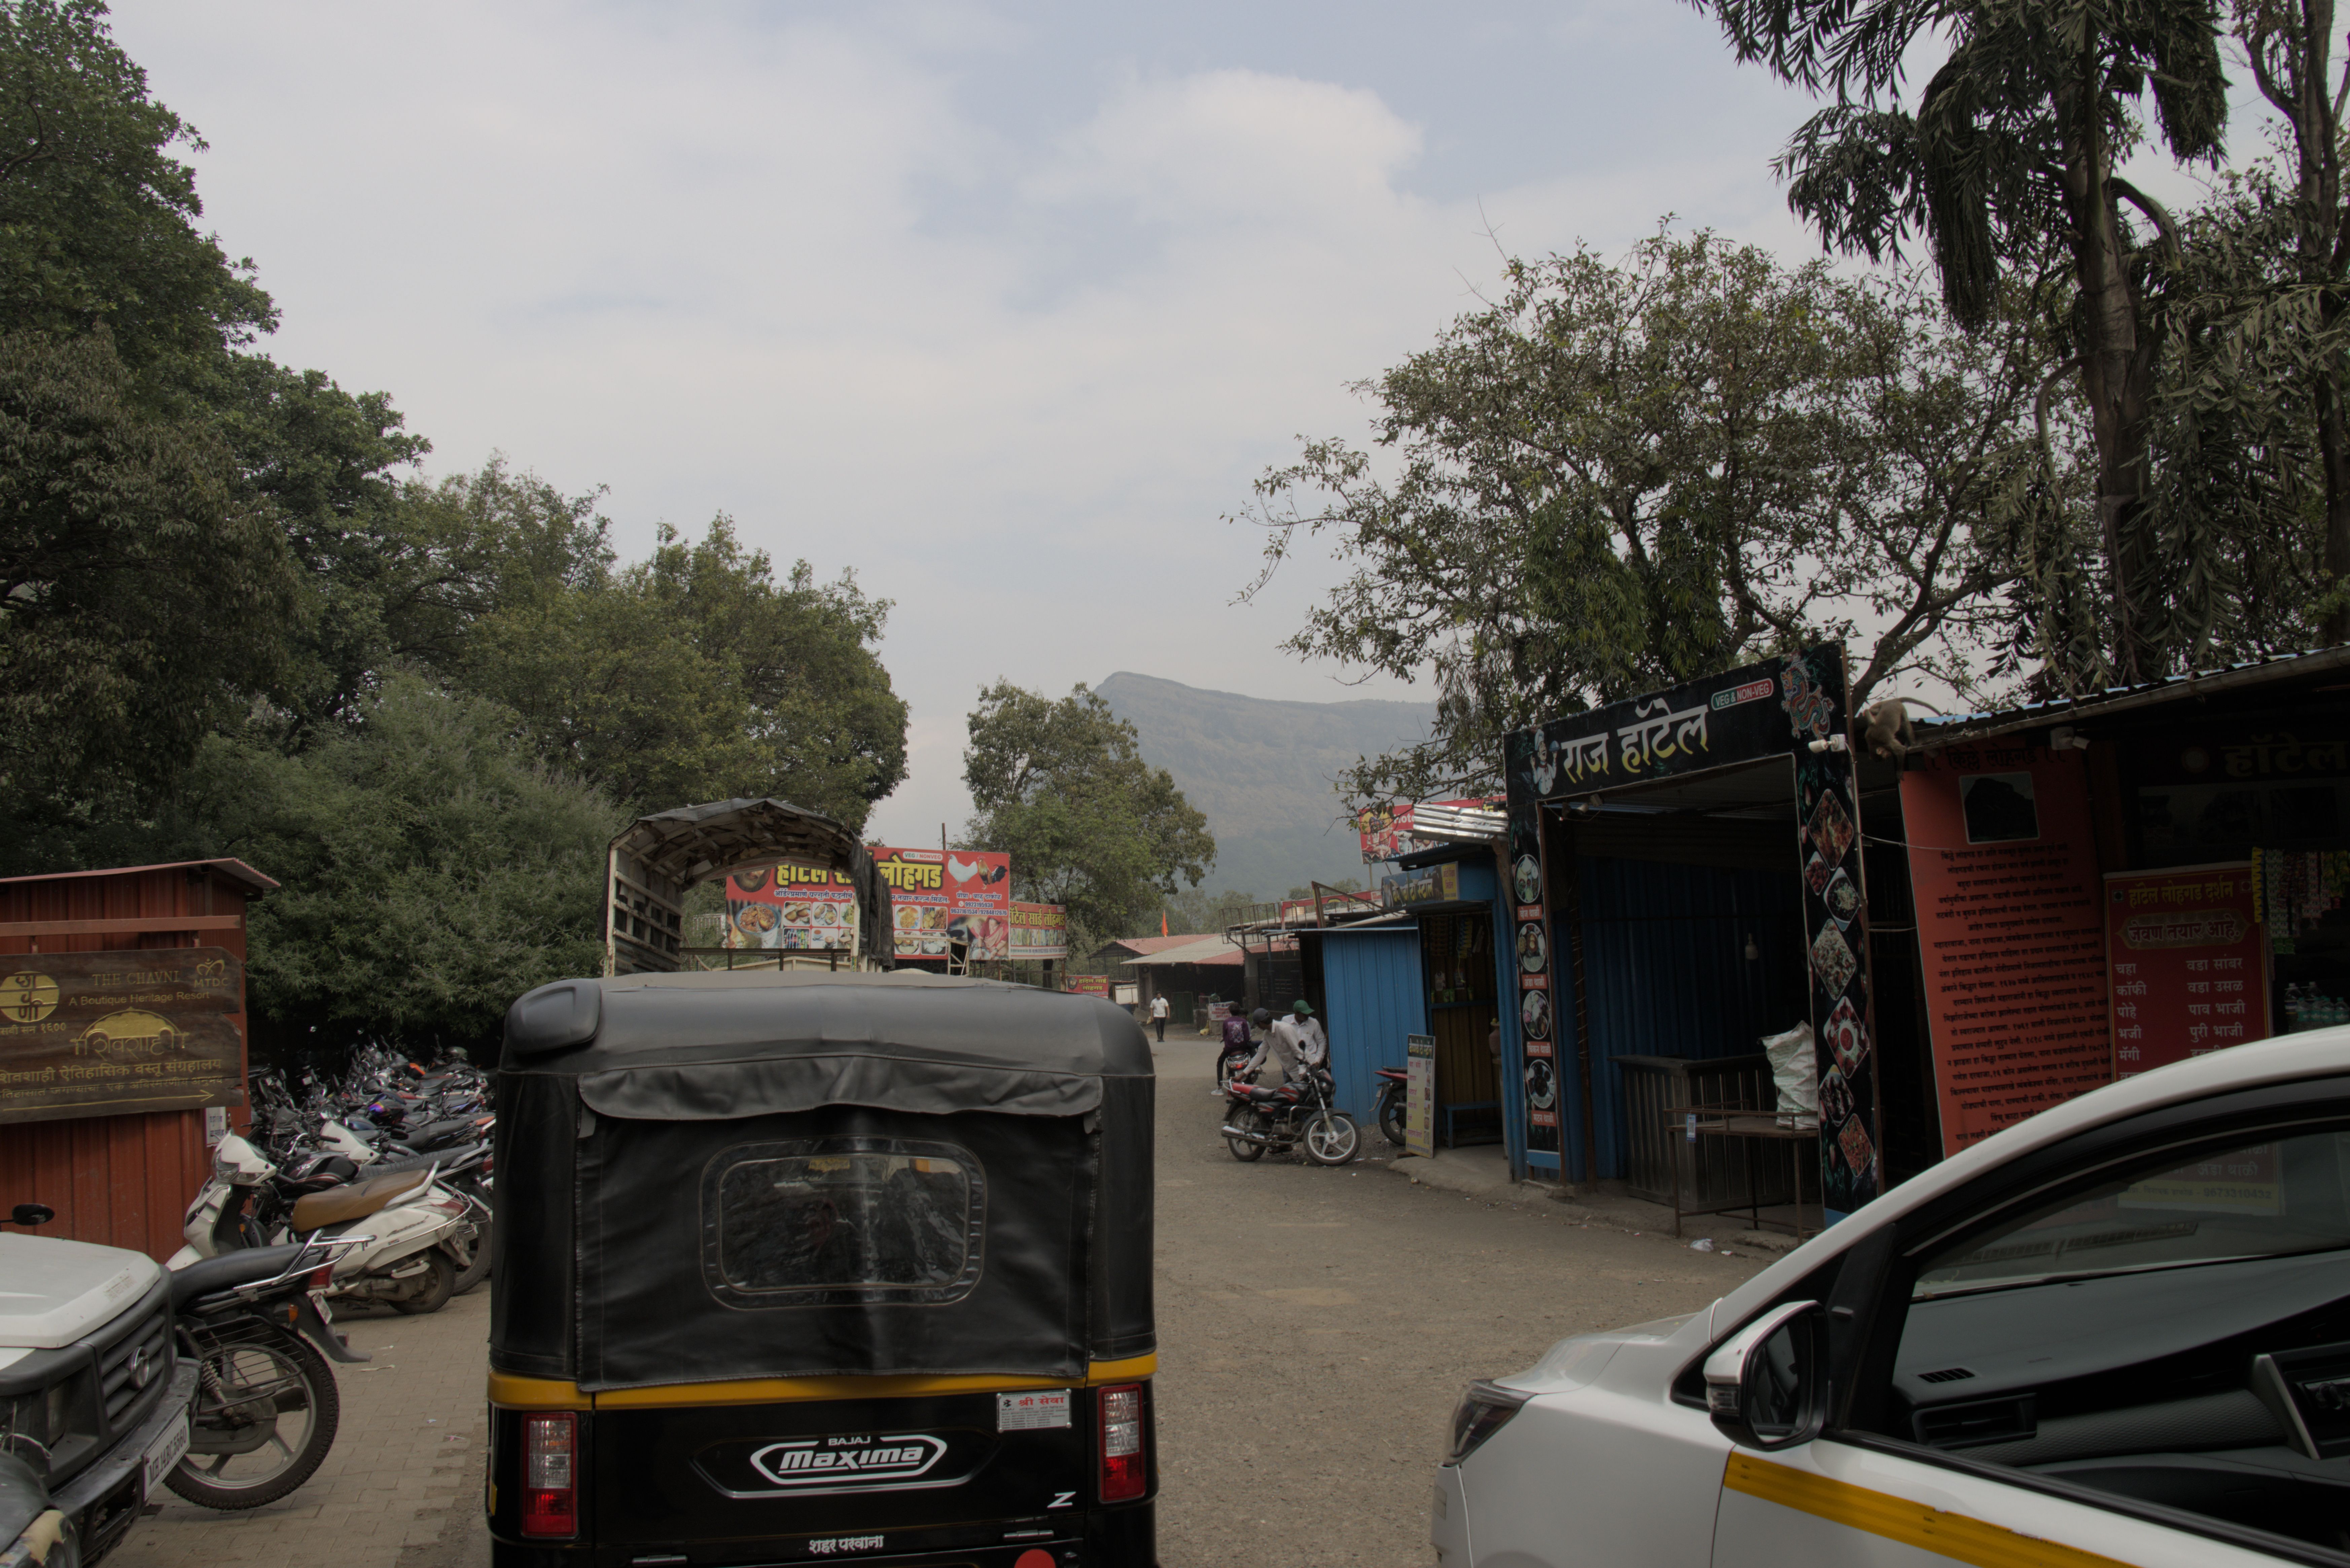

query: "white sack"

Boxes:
[1762, 1021, 1818, 1129]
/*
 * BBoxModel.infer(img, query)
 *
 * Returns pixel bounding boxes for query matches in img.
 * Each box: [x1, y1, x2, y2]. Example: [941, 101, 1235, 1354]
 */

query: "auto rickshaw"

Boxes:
[484, 970, 1157, 1568]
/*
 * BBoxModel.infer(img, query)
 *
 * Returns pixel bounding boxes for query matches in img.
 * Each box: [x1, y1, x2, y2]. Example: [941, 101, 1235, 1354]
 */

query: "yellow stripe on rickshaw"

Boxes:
[488, 1356, 1156, 1411]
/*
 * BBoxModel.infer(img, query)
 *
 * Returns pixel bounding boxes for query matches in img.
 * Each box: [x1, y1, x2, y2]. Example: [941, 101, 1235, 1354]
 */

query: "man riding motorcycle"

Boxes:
[1245, 999, 1326, 1085]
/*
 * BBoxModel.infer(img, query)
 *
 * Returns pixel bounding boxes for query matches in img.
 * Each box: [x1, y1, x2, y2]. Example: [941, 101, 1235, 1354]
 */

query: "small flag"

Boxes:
[1161, 910, 1169, 937]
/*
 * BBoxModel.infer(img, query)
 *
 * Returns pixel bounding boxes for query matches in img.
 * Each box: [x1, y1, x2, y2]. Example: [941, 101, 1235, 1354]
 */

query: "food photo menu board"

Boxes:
[874, 848, 1012, 960]
[2104, 862, 2269, 1077]
[723, 863, 860, 952]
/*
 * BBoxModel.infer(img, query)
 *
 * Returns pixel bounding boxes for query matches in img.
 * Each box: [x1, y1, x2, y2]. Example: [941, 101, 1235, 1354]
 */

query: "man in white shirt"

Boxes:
[1148, 992, 1170, 1043]
[1248, 1000, 1327, 1083]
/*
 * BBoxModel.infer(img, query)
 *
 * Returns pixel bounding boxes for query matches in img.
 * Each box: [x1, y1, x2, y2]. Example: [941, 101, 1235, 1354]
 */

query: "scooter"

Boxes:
[171, 1133, 476, 1316]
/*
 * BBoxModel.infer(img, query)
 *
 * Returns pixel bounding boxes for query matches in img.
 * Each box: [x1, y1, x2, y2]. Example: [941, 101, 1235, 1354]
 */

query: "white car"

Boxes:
[1435, 1028, 2350, 1568]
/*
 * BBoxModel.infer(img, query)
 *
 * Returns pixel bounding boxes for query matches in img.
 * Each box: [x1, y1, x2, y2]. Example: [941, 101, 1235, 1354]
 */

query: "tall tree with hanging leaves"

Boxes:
[1700, 0, 2230, 688]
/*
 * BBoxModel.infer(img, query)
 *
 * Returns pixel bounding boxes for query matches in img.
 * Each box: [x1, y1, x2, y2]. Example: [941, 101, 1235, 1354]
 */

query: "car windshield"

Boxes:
[1914, 1127, 2350, 1299]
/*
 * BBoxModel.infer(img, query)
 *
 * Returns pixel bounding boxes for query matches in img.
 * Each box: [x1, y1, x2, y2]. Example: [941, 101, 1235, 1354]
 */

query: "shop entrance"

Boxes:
[1418, 909, 1500, 1145]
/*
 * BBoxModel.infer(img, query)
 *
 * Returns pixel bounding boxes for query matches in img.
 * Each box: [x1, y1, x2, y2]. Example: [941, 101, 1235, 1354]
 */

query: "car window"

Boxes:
[703, 1138, 983, 1304]
[1877, 1122, 2350, 1558]
[1915, 1130, 2350, 1299]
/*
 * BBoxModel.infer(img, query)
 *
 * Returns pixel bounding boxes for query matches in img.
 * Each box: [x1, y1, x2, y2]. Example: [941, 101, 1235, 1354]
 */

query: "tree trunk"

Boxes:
[2058, 58, 2159, 685]
[2319, 354, 2350, 646]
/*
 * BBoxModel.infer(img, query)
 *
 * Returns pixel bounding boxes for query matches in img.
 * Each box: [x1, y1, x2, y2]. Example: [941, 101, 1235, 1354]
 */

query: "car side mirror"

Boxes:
[1703, 1299, 1828, 1451]
[10, 1203, 55, 1227]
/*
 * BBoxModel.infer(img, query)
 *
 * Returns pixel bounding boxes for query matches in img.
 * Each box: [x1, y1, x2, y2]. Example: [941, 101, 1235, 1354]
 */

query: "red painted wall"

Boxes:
[0, 862, 260, 1261]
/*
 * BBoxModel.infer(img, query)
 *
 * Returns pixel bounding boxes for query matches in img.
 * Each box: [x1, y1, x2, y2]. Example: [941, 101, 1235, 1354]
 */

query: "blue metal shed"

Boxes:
[1308, 922, 1424, 1125]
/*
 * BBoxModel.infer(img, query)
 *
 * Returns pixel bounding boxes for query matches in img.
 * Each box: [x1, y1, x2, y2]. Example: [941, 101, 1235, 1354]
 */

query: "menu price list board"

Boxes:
[2105, 863, 2269, 1077]
[874, 849, 1012, 960]
[723, 863, 860, 952]
[0, 949, 247, 1125]
[1900, 747, 2112, 1158]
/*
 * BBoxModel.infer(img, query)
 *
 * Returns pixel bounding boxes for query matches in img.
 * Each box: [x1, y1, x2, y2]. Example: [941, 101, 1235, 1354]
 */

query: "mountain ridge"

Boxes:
[1094, 671, 1434, 896]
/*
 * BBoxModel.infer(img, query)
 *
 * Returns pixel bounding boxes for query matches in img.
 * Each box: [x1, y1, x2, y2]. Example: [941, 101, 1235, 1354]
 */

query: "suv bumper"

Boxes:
[52, 1363, 196, 1560]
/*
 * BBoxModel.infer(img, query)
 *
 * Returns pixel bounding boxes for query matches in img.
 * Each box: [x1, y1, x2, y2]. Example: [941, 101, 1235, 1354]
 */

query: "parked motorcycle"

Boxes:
[166, 1237, 369, 1509]
[1221, 1066, 1361, 1165]
[1375, 1065, 1408, 1147]
[171, 1133, 476, 1316]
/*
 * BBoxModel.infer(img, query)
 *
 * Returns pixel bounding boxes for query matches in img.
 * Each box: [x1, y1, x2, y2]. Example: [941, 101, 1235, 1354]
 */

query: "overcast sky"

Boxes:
[105, 2, 2253, 848]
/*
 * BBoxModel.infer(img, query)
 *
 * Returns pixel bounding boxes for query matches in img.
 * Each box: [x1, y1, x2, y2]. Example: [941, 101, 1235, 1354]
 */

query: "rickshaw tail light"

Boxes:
[521, 1412, 578, 1538]
[1097, 1384, 1145, 1502]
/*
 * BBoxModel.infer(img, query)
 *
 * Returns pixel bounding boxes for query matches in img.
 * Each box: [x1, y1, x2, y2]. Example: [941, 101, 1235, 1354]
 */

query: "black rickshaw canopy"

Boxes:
[492, 971, 1154, 1393]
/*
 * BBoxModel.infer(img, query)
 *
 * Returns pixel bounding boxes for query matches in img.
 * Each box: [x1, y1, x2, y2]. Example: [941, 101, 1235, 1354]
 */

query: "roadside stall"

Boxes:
[1502, 645, 1908, 1223]
[0, 858, 276, 1259]
[1291, 837, 1520, 1147]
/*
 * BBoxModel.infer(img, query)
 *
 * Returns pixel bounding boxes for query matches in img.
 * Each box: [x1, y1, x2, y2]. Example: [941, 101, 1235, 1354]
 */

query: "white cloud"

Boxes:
[107, 1, 1838, 852]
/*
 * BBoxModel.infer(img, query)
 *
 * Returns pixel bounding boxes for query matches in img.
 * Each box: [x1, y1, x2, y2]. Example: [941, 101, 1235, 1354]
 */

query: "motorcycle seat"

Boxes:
[401, 1117, 475, 1150]
[288, 1165, 431, 1233]
[169, 1244, 308, 1309]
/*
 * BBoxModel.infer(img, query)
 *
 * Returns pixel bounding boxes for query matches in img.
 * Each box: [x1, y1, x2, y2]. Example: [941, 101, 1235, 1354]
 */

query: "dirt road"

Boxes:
[1151, 1038, 1770, 1567]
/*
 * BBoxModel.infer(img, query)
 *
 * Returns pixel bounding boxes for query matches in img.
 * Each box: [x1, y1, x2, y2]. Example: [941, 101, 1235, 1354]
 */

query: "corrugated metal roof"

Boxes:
[1916, 644, 2350, 745]
[1095, 933, 1222, 957]
[1119, 935, 1243, 967]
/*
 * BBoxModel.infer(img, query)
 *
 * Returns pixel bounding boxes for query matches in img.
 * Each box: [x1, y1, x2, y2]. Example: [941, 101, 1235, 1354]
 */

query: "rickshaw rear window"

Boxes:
[704, 1138, 984, 1304]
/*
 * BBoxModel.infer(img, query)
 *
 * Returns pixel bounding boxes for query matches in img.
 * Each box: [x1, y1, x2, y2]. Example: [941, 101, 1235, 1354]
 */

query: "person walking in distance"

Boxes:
[1149, 992, 1170, 1043]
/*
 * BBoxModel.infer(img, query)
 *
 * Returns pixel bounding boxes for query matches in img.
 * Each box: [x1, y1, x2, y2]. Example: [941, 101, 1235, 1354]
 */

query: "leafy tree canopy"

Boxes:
[466, 514, 908, 826]
[166, 673, 625, 1050]
[0, 0, 273, 387]
[962, 683, 1214, 958]
[1239, 230, 2066, 804]
[0, 328, 296, 859]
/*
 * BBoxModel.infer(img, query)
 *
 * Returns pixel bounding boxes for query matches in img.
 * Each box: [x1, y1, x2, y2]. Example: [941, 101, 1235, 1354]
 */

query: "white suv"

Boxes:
[1435, 1029, 2350, 1568]
[0, 1214, 197, 1565]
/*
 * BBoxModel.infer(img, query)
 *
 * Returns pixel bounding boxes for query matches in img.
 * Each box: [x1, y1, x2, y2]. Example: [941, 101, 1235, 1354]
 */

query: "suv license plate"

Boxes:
[143, 1413, 190, 1496]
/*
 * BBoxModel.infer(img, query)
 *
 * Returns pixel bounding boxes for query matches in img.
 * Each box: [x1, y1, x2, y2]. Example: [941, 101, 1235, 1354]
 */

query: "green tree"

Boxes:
[0, 0, 274, 388]
[0, 329, 296, 864]
[167, 673, 624, 1048]
[1701, 0, 2230, 685]
[962, 683, 1214, 958]
[1239, 232, 2064, 804]
[465, 515, 908, 825]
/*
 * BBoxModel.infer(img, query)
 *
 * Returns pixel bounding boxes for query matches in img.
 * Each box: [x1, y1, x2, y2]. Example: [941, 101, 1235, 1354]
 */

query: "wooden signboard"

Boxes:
[0, 948, 247, 1125]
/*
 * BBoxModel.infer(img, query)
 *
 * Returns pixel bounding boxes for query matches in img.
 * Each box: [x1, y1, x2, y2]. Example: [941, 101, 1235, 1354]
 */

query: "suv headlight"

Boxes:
[1446, 1381, 1532, 1465]
[1, 1379, 82, 1472]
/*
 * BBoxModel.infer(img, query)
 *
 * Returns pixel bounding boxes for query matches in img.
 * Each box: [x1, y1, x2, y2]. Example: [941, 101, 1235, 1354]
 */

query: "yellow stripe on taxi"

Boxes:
[1723, 1453, 2140, 1568]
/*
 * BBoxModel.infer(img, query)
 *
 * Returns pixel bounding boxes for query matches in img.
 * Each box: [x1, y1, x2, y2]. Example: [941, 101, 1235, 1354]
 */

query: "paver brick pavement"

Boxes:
[111, 1285, 490, 1568]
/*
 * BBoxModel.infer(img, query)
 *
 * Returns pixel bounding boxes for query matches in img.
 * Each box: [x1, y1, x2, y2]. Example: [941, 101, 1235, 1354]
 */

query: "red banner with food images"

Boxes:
[722, 863, 860, 953]
[2105, 862, 2269, 1078]
[874, 848, 1011, 960]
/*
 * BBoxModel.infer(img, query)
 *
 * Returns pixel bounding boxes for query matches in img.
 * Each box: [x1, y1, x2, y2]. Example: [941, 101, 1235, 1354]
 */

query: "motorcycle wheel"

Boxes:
[1303, 1110, 1361, 1166]
[391, 1252, 457, 1316]
[453, 1219, 493, 1296]
[1224, 1107, 1266, 1163]
[167, 1321, 340, 1510]
[1379, 1090, 1407, 1147]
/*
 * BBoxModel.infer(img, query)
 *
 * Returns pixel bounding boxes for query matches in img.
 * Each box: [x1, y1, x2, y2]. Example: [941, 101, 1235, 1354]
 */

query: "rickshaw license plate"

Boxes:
[996, 1391, 1071, 1431]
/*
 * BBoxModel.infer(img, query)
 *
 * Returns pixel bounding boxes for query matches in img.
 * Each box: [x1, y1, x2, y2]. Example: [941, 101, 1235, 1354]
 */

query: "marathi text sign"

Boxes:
[1010, 902, 1067, 960]
[874, 849, 1011, 960]
[0, 949, 246, 1125]
[723, 863, 860, 952]
[1901, 747, 2110, 1158]
[1065, 975, 1111, 998]
[2106, 862, 2269, 1078]
[1383, 863, 1459, 908]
